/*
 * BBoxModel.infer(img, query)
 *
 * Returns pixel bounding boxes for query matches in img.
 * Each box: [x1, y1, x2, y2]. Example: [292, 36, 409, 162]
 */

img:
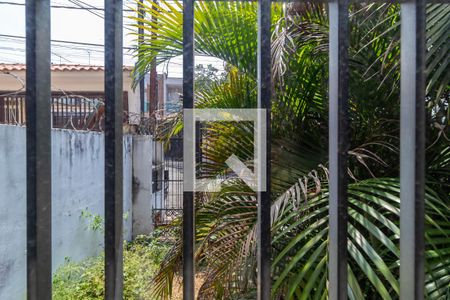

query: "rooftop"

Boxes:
[0, 64, 134, 72]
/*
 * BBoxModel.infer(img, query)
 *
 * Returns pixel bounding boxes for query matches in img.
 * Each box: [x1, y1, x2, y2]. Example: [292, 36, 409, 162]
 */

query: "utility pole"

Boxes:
[137, 0, 146, 115]
[149, 0, 158, 116]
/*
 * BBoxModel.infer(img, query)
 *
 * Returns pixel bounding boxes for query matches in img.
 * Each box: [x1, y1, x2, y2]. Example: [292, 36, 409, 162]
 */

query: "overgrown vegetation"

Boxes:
[131, 1, 449, 299]
[195, 64, 227, 91]
[52, 232, 170, 300]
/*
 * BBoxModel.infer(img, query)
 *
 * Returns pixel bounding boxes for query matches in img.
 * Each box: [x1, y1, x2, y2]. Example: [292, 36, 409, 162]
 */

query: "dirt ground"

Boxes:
[171, 273, 205, 300]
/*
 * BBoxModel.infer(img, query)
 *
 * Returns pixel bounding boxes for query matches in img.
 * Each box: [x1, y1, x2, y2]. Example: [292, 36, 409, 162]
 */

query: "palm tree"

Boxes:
[131, 1, 450, 299]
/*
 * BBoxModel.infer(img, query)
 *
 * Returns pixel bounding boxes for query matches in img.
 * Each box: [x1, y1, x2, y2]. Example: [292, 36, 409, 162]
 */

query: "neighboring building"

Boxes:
[154, 73, 182, 115]
[0, 64, 145, 128]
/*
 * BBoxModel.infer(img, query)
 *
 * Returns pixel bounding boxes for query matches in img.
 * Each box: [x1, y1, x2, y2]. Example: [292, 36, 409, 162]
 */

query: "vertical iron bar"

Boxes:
[183, 0, 195, 298]
[25, 0, 52, 299]
[76, 96, 80, 129]
[328, 0, 349, 299]
[70, 97, 73, 128]
[15, 96, 19, 124]
[0, 96, 4, 123]
[89, 101, 93, 130]
[104, 0, 124, 299]
[400, 0, 426, 299]
[56, 96, 60, 127]
[50, 97, 53, 127]
[22, 96, 25, 124]
[18, 96, 20, 124]
[83, 97, 86, 129]
[73, 97, 77, 128]
[6, 96, 10, 124]
[74, 97, 77, 128]
[257, 0, 271, 299]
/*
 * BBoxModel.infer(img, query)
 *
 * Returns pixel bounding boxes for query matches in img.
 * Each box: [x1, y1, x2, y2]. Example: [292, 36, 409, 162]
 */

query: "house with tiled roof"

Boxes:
[0, 64, 145, 130]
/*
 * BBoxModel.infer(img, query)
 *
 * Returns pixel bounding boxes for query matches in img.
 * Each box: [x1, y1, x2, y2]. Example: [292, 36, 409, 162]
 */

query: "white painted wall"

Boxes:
[132, 136, 153, 237]
[0, 125, 134, 299]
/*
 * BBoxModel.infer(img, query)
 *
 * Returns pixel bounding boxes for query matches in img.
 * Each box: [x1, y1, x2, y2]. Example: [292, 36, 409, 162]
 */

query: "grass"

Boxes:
[52, 232, 170, 300]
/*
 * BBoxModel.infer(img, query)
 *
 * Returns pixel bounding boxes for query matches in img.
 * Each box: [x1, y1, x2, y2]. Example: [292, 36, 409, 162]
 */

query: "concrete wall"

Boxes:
[0, 125, 134, 299]
[132, 136, 153, 237]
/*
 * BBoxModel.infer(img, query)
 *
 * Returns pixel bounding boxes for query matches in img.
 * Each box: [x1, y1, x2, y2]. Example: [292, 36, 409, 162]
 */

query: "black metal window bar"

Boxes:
[24, 0, 438, 299]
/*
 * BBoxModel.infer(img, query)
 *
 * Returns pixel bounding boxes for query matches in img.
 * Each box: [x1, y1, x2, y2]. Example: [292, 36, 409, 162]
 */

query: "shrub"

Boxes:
[53, 232, 170, 300]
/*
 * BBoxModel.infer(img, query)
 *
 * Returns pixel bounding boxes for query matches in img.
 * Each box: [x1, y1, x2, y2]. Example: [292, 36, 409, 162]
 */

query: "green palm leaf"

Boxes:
[130, 1, 450, 299]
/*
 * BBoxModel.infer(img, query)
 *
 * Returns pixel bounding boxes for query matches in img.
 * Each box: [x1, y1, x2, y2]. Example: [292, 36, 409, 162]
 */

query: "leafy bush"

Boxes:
[53, 232, 170, 299]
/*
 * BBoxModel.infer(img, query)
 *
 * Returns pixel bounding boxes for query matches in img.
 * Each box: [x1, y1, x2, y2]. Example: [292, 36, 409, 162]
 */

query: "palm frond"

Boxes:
[272, 178, 450, 299]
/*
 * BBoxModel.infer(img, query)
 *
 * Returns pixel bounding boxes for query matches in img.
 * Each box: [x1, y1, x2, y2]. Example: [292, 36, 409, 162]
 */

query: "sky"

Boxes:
[0, 0, 223, 78]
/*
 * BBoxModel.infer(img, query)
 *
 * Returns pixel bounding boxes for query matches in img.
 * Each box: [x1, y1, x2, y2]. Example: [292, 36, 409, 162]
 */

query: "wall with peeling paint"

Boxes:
[0, 125, 135, 299]
[132, 135, 153, 237]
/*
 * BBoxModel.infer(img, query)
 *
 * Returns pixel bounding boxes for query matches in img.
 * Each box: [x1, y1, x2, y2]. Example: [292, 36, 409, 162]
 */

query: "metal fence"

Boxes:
[23, 0, 441, 299]
[152, 137, 184, 226]
[0, 91, 129, 131]
[0, 93, 26, 124]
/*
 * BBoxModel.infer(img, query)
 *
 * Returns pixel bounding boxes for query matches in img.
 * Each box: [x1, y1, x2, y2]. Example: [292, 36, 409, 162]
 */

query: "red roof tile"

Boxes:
[0, 64, 133, 72]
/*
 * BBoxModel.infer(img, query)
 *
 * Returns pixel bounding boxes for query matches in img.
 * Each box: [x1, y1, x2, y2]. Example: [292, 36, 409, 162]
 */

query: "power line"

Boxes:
[0, 39, 136, 59]
[0, 36, 106, 53]
[0, 45, 71, 62]
[0, 38, 101, 53]
[0, 37, 136, 65]
[0, 1, 134, 12]
[68, 0, 104, 18]
[0, 34, 134, 50]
